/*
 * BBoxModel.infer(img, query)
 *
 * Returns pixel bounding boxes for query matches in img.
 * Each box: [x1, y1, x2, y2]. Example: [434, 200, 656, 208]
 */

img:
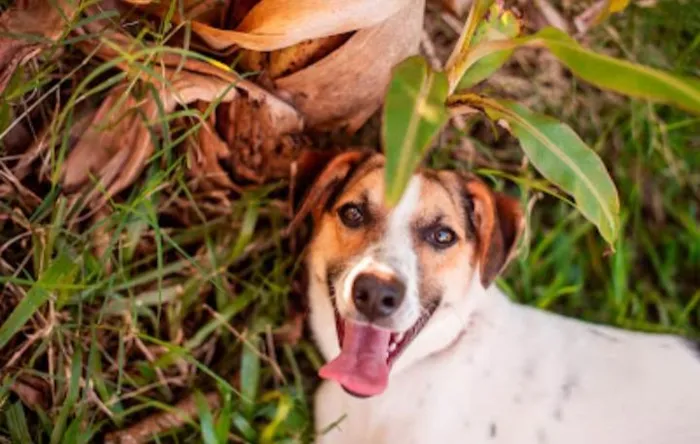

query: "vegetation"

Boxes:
[0, 0, 698, 442]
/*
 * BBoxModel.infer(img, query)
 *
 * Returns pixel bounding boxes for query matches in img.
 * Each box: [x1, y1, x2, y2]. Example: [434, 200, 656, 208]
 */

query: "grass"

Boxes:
[1, 0, 699, 442]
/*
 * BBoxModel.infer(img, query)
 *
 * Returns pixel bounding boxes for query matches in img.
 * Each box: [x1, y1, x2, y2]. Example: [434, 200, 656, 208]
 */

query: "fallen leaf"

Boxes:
[60, 10, 304, 202]
[10, 377, 49, 411]
[267, 34, 351, 79]
[126, 0, 424, 131]
[133, 0, 414, 51]
[186, 102, 237, 191]
[13, 106, 94, 181]
[275, 0, 425, 131]
[0, 0, 78, 94]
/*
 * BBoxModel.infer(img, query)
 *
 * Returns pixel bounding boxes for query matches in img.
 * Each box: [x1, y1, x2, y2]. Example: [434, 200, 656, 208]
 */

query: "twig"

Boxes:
[202, 304, 287, 384]
[104, 391, 226, 444]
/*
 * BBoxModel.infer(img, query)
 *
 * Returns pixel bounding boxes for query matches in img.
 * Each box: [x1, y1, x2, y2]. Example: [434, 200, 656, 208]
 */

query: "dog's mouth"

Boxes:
[318, 284, 439, 398]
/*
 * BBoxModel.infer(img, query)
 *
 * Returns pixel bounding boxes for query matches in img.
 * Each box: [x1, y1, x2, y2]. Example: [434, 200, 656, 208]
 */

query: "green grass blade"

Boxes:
[259, 393, 293, 444]
[0, 253, 79, 350]
[383, 56, 449, 206]
[240, 335, 261, 420]
[51, 348, 82, 444]
[195, 391, 220, 444]
[5, 402, 34, 444]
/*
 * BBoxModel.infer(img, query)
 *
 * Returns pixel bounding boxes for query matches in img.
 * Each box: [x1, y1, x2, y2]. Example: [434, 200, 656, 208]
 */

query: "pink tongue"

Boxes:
[318, 321, 391, 397]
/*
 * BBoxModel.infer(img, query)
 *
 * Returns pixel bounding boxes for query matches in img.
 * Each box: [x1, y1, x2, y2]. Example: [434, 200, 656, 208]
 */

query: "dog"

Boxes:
[291, 150, 700, 444]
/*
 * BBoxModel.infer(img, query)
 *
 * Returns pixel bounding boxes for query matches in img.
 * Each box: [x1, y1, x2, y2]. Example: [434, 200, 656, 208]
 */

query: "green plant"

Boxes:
[383, 0, 700, 246]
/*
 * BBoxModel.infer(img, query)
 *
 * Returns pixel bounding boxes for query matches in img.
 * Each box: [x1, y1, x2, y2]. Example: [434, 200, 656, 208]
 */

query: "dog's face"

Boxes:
[293, 150, 523, 398]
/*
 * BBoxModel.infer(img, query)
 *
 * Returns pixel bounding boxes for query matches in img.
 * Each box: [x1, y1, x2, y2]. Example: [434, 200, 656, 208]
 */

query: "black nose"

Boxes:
[352, 272, 406, 320]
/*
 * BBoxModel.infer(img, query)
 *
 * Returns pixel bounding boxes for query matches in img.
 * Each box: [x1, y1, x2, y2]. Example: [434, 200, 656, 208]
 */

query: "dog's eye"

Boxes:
[338, 203, 365, 228]
[425, 226, 457, 249]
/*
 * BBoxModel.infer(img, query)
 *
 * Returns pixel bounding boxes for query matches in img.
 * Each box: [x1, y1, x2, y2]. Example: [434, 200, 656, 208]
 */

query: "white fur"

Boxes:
[309, 175, 700, 444]
[313, 279, 700, 444]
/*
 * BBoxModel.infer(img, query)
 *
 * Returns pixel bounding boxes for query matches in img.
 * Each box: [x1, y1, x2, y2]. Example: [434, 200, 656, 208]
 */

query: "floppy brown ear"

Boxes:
[463, 177, 524, 287]
[288, 149, 372, 233]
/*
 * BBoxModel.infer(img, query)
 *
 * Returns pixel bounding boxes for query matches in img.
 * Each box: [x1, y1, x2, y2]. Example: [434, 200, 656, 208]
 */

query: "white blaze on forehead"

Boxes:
[336, 175, 424, 331]
[384, 175, 422, 251]
[376, 176, 423, 329]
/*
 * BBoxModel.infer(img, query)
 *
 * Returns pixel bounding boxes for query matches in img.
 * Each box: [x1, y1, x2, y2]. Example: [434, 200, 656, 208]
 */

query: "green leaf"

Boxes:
[529, 27, 700, 115]
[445, 0, 493, 90]
[460, 27, 700, 115]
[383, 56, 450, 206]
[0, 253, 79, 350]
[453, 3, 521, 90]
[240, 335, 261, 420]
[451, 94, 620, 244]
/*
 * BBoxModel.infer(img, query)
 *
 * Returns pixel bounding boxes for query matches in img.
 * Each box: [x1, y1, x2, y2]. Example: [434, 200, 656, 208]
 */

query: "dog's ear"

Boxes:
[289, 149, 372, 232]
[463, 176, 524, 287]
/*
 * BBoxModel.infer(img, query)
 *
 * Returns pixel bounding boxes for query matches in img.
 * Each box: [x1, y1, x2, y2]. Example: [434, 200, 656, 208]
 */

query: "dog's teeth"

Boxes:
[389, 343, 397, 352]
[396, 333, 404, 343]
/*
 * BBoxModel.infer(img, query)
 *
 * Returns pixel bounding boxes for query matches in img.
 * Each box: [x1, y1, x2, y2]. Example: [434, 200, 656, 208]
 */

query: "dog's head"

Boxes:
[293, 150, 523, 398]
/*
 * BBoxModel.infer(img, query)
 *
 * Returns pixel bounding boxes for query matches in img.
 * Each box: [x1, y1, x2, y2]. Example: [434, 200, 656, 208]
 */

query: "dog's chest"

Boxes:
[315, 348, 543, 444]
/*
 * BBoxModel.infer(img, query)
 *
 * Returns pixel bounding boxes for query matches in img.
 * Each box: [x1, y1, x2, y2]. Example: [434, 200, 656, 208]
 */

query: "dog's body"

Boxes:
[293, 151, 700, 444]
[313, 281, 700, 444]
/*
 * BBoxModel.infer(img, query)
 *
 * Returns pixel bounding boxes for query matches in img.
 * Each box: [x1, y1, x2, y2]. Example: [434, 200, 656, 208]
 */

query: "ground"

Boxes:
[0, 0, 698, 442]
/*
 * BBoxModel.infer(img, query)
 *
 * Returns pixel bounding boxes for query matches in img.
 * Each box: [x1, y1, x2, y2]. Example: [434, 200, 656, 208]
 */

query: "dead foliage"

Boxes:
[0, 0, 78, 94]
[0, 0, 429, 439]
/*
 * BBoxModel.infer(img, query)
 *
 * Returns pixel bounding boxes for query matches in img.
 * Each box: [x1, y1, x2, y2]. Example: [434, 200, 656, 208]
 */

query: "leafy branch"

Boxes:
[382, 0, 700, 245]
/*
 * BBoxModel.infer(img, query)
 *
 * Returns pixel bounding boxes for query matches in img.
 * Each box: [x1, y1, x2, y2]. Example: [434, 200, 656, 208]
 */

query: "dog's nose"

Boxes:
[352, 272, 406, 320]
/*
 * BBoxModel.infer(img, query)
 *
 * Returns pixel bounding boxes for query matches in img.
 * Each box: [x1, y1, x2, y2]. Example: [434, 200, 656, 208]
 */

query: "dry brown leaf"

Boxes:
[133, 0, 413, 51]
[12, 107, 95, 181]
[62, 67, 302, 201]
[185, 103, 237, 191]
[215, 92, 311, 183]
[0, 0, 78, 94]
[275, 0, 425, 131]
[64, 10, 304, 200]
[10, 377, 49, 411]
[58, 3, 307, 202]
[267, 33, 351, 79]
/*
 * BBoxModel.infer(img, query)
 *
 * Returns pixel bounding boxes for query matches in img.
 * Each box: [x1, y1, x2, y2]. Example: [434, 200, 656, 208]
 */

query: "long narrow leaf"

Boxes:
[450, 94, 620, 244]
[530, 27, 700, 115]
[383, 56, 449, 206]
[454, 4, 521, 90]
[240, 335, 261, 420]
[445, 0, 493, 91]
[454, 27, 700, 115]
[195, 391, 220, 444]
[0, 253, 78, 350]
